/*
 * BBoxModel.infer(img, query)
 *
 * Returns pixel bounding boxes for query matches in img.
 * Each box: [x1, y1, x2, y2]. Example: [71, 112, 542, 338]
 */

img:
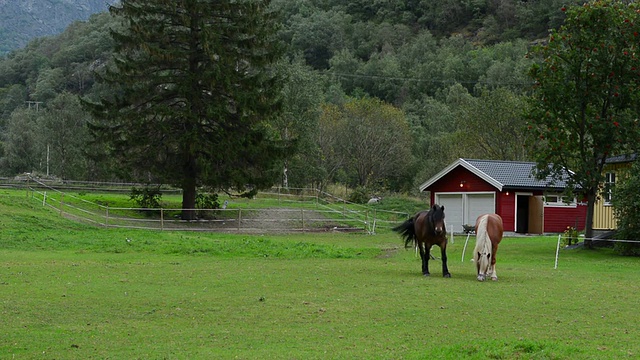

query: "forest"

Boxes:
[0, 0, 585, 196]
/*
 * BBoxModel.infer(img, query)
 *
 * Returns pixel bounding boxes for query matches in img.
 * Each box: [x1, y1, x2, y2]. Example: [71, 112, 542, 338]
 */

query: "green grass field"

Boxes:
[1, 189, 639, 359]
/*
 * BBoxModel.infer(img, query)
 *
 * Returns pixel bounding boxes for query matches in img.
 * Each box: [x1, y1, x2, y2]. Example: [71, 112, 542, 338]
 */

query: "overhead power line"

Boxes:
[326, 71, 533, 86]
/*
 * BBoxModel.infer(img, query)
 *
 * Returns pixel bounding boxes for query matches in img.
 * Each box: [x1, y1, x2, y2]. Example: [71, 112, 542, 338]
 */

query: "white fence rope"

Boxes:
[24, 177, 410, 234]
[554, 235, 640, 269]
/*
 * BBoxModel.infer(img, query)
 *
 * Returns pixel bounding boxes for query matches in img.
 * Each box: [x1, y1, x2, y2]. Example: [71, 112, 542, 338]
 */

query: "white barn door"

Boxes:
[436, 194, 464, 234]
[435, 192, 496, 234]
[466, 193, 496, 226]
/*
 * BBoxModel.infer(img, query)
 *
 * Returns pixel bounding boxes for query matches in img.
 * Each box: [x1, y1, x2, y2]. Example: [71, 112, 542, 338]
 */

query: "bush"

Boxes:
[196, 192, 220, 209]
[612, 160, 640, 256]
[348, 186, 369, 204]
[130, 187, 162, 209]
[613, 242, 640, 256]
[196, 192, 220, 219]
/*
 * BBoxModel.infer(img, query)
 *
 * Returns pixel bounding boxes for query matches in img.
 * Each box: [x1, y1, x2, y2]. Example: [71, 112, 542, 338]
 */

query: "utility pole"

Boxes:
[25, 101, 43, 111]
[46, 144, 50, 177]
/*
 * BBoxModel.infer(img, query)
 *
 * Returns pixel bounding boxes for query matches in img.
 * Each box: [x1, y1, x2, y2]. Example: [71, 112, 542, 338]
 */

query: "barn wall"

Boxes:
[497, 192, 516, 232]
[544, 204, 587, 232]
[593, 203, 615, 230]
[429, 166, 495, 194]
[593, 161, 631, 230]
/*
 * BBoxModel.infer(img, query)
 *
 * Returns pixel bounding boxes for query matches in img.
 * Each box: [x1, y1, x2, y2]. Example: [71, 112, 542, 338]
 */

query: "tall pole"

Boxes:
[46, 144, 50, 177]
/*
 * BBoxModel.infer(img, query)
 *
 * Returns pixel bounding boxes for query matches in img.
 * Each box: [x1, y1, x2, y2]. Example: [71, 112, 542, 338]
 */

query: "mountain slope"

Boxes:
[0, 0, 116, 56]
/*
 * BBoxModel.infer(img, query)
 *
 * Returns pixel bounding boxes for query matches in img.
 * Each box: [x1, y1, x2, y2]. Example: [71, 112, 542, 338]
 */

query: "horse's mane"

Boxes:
[427, 206, 445, 234]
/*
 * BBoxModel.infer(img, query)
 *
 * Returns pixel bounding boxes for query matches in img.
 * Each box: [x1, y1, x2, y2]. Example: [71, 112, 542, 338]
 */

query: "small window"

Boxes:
[544, 194, 576, 207]
[604, 172, 616, 205]
[545, 195, 560, 203]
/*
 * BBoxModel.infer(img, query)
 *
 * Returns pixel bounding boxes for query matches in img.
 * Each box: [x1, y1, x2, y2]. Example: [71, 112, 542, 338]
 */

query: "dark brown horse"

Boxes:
[473, 213, 503, 281]
[393, 205, 451, 277]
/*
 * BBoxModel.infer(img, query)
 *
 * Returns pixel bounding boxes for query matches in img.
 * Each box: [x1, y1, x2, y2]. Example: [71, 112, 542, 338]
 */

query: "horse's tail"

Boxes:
[474, 215, 492, 258]
[392, 217, 416, 248]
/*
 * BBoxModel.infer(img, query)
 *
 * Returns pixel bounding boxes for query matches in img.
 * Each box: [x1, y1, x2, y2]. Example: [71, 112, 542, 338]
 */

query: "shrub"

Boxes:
[348, 186, 369, 204]
[613, 242, 640, 256]
[196, 192, 220, 219]
[612, 160, 640, 256]
[130, 186, 162, 209]
[562, 226, 579, 247]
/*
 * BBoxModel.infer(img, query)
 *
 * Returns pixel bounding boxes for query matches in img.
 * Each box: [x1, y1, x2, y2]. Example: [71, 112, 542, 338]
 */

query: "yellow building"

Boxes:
[593, 154, 636, 231]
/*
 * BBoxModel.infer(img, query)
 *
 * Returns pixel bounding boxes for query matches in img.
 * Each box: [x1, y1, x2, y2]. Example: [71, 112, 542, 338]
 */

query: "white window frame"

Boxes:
[603, 172, 616, 205]
[543, 193, 577, 208]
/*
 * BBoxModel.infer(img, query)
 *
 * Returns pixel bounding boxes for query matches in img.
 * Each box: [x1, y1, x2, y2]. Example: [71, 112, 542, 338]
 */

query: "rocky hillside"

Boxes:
[0, 0, 116, 56]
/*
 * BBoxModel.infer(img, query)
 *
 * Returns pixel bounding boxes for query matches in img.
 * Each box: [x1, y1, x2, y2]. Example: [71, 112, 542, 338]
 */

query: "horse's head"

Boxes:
[476, 248, 491, 282]
[430, 204, 446, 236]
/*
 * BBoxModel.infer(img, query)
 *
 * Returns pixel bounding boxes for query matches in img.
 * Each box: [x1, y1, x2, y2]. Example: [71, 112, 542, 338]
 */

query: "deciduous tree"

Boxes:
[274, 56, 324, 188]
[319, 97, 413, 190]
[39, 92, 90, 179]
[0, 107, 39, 175]
[526, 0, 640, 244]
[458, 87, 529, 160]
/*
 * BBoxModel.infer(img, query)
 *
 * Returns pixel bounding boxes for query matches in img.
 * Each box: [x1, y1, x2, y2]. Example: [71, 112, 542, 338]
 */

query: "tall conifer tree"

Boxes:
[85, 0, 289, 220]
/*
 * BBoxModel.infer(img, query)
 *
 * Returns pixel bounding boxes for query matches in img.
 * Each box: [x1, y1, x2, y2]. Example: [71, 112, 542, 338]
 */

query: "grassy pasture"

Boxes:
[1, 189, 640, 359]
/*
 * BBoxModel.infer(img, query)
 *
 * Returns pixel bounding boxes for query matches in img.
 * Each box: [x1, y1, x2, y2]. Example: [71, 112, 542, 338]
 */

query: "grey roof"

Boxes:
[605, 153, 637, 164]
[419, 158, 572, 192]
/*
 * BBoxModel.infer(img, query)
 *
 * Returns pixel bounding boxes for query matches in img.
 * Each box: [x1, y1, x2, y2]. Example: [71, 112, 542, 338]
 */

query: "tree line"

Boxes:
[0, 1, 574, 193]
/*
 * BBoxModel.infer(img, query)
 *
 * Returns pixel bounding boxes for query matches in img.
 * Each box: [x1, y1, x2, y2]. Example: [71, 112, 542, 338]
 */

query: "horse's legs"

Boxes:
[439, 243, 451, 278]
[490, 244, 498, 281]
[419, 242, 430, 276]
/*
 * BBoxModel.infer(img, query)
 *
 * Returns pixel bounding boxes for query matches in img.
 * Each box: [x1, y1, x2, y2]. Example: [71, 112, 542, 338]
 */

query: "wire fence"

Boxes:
[553, 234, 640, 269]
[456, 231, 640, 270]
[21, 177, 409, 234]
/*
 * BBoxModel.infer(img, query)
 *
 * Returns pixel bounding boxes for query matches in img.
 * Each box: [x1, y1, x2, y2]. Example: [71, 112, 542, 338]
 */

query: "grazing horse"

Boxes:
[393, 205, 451, 277]
[473, 213, 504, 281]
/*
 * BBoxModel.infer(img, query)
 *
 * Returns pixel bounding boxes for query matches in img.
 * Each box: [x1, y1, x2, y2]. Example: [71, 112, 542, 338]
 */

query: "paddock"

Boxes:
[1, 189, 640, 358]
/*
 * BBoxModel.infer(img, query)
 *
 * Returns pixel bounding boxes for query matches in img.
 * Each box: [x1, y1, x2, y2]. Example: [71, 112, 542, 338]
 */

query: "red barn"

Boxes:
[419, 158, 586, 234]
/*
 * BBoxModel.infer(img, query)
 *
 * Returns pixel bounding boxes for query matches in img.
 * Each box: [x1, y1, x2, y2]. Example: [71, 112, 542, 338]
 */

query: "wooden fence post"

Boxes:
[105, 206, 109, 227]
[372, 209, 377, 234]
[365, 209, 369, 230]
[238, 209, 242, 231]
[161, 208, 164, 231]
[301, 209, 305, 233]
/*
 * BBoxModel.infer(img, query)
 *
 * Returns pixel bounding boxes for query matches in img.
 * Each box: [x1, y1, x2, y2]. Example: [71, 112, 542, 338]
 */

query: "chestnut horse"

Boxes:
[473, 213, 503, 281]
[393, 205, 451, 277]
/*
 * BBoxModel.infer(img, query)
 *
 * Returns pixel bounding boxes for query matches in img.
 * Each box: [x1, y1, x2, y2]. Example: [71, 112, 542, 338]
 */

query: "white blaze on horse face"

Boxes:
[434, 223, 444, 235]
[477, 252, 491, 277]
[433, 216, 445, 235]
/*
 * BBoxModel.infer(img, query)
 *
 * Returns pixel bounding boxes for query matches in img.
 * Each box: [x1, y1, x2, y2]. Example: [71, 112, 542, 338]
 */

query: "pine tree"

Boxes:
[85, 0, 289, 220]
